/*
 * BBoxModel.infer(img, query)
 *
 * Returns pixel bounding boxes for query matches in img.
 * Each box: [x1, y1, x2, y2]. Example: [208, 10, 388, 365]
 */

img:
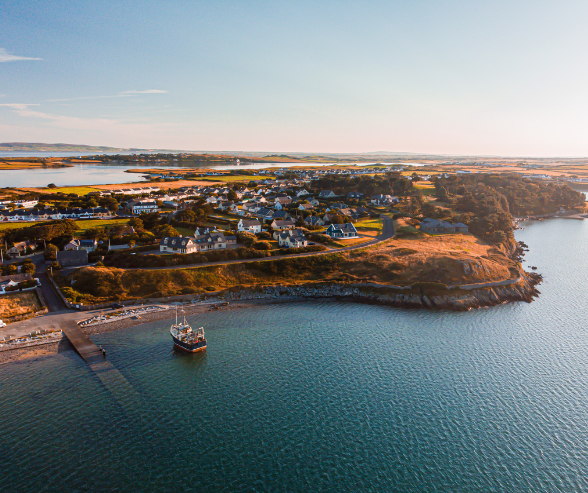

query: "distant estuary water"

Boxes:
[2, 219, 588, 492]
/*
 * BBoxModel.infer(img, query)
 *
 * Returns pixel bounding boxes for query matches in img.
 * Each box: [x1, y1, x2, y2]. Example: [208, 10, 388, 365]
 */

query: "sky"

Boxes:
[1, 0, 588, 156]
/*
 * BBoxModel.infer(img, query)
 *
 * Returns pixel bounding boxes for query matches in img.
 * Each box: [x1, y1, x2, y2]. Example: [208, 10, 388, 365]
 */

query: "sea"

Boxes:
[1, 219, 588, 492]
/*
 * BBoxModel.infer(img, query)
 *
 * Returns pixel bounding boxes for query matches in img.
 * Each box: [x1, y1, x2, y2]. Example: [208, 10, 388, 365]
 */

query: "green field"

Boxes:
[0, 222, 35, 231]
[200, 175, 274, 183]
[73, 219, 130, 234]
[0, 218, 129, 233]
[354, 217, 383, 233]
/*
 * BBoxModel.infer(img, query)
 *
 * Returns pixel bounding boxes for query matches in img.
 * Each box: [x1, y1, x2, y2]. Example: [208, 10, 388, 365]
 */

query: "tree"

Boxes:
[128, 217, 144, 230]
[151, 224, 180, 238]
[22, 261, 36, 275]
[44, 244, 58, 260]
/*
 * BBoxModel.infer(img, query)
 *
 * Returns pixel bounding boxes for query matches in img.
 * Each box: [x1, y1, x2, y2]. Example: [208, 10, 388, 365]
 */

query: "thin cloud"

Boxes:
[47, 90, 168, 102]
[0, 103, 40, 110]
[0, 48, 42, 62]
[119, 90, 168, 94]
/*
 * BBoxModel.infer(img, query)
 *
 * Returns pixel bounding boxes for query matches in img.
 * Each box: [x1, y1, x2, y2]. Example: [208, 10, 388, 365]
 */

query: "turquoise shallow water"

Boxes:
[2, 219, 588, 492]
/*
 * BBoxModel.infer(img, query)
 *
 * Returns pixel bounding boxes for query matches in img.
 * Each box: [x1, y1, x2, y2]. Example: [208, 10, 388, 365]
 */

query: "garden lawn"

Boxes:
[355, 217, 383, 234]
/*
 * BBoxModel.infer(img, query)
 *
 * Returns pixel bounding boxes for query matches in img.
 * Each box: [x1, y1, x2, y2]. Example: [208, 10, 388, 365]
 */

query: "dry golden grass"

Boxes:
[93, 180, 221, 190]
[0, 292, 42, 319]
[68, 229, 519, 304]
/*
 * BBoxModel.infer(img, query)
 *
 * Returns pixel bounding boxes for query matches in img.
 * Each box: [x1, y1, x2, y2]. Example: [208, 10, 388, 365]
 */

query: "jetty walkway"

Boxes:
[61, 320, 104, 364]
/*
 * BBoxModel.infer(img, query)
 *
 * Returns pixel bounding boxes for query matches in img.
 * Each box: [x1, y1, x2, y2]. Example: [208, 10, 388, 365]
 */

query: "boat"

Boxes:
[170, 309, 207, 353]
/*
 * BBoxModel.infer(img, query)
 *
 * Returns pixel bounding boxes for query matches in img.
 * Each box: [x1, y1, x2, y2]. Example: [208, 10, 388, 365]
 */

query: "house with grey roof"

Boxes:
[57, 250, 89, 267]
[325, 223, 358, 238]
[159, 237, 198, 254]
[237, 218, 262, 233]
[419, 218, 469, 234]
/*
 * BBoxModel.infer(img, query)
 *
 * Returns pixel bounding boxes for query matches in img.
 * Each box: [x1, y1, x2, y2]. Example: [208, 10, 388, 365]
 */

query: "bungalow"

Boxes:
[419, 218, 469, 234]
[7, 241, 36, 256]
[295, 189, 309, 197]
[325, 223, 358, 238]
[159, 237, 199, 254]
[237, 218, 262, 234]
[0, 273, 36, 294]
[271, 218, 296, 230]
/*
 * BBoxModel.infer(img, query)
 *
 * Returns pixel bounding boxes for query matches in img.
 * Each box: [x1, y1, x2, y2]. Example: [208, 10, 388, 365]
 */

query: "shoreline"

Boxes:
[0, 273, 541, 366]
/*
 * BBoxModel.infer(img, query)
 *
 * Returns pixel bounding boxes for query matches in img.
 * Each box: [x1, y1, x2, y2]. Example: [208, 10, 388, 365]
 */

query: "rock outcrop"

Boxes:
[189, 271, 541, 312]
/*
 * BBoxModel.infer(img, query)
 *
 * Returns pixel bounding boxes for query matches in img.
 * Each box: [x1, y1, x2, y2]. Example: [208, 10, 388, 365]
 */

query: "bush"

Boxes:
[254, 241, 272, 251]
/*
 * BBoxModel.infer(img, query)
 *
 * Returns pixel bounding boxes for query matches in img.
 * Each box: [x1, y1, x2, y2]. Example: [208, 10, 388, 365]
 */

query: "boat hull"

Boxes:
[172, 336, 207, 353]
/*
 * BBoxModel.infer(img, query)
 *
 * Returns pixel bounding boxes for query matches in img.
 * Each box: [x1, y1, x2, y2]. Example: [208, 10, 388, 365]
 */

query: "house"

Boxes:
[271, 218, 296, 230]
[419, 218, 469, 234]
[318, 190, 337, 199]
[57, 250, 88, 267]
[64, 239, 81, 251]
[347, 192, 364, 200]
[237, 218, 262, 233]
[7, 241, 36, 256]
[79, 239, 98, 252]
[370, 194, 399, 205]
[159, 237, 199, 254]
[330, 202, 348, 210]
[128, 200, 159, 214]
[194, 232, 228, 251]
[325, 223, 358, 238]
[271, 210, 291, 221]
[298, 203, 314, 211]
[304, 216, 324, 227]
[307, 197, 320, 206]
[0, 273, 36, 294]
[296, 189, 309, 197]
[276, 229, 308, 248]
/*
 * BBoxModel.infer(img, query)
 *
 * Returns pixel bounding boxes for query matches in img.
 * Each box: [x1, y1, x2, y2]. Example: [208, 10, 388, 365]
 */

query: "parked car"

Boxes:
[111, 303, 124, 310]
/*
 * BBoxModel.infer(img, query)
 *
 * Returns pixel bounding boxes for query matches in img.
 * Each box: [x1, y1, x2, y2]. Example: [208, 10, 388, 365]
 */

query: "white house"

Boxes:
[128, 200, 159, 214]
[159, 237, 198, 254]
[276, 229, 308, 248]
[237, 218, 262, 233]
[271, 218, 296, 231]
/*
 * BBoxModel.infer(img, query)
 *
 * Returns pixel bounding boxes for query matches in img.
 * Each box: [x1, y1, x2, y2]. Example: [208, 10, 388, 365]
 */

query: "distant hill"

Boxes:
[0, 142, 135, 152]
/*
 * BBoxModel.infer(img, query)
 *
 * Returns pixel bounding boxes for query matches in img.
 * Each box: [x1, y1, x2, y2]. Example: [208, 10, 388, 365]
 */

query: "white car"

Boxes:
[0, 320, 6, 328]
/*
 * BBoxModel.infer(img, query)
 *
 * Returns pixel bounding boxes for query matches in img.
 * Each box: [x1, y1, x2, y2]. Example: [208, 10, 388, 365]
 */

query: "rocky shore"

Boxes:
[0, 271, 541, 366]
[194, 272, 541, 311]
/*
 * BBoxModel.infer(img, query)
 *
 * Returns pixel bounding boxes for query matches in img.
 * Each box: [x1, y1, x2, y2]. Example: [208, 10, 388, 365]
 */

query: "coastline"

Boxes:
[0, 271, 541, 366]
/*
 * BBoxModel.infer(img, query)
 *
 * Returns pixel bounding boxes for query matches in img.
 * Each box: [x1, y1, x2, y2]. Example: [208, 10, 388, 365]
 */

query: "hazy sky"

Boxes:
[2, 0, 588, 156]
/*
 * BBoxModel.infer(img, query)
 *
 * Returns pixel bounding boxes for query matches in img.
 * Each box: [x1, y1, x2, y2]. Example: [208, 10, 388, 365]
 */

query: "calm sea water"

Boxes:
[1, 219, 588, 492]
[0, 158, 424, 188]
